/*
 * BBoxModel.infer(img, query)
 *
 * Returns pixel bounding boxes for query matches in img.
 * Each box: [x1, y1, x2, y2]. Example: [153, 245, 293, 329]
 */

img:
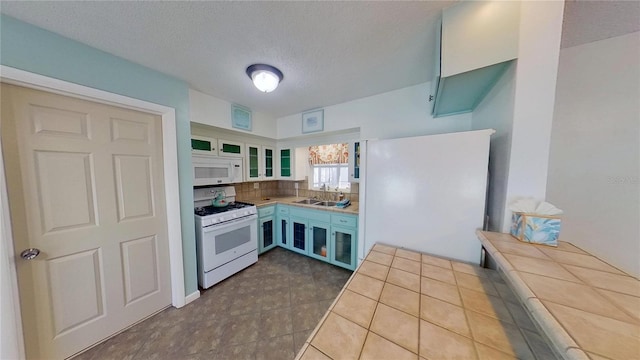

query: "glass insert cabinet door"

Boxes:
[248, 145, 259, 179]
[332, 226, 356, 269]
[291, 218, 307, 254]
[309, 222, 329, 260]
[259, 216, 275, 253]
[218, 139, 244, 158]
[280, 149, 291, 177]
[277, 216, 289, 248]
[353, 142, 360, 180]
[264, 147, 273, 178]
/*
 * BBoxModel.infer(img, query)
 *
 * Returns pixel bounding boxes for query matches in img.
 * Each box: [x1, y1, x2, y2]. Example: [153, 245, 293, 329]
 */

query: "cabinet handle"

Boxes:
[428, 95, 434, 102]
[340, 219, 347, 223]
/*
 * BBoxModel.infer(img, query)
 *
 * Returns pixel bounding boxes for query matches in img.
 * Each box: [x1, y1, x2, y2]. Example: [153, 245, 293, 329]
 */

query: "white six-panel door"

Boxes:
[1, 83, 171, 359]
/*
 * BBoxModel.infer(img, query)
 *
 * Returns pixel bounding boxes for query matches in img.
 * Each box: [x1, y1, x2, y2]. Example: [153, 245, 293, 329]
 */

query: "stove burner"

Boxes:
[194, 201, 254, 216]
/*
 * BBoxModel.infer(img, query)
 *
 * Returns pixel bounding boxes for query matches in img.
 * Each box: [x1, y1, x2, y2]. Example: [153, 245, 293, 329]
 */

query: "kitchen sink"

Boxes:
[314, 201, 338, 207]
[295, 199, 320, 205]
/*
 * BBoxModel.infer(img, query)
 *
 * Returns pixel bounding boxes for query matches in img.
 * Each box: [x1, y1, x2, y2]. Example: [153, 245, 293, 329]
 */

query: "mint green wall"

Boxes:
[0, 15, 198, 296]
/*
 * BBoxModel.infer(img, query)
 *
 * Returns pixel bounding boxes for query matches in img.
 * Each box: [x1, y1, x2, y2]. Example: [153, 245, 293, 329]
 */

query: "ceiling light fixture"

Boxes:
[246, 64, 283, 93]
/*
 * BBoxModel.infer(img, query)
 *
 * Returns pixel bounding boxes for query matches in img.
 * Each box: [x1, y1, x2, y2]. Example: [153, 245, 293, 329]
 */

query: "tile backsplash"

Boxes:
[234, 179, 359, 202]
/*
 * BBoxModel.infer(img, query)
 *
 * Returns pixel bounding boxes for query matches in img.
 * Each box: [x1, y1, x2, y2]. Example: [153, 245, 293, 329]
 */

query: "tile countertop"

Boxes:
[295, 243, 558, 360]
[245, 196, 359, 215]
[476, 231, 640, 360]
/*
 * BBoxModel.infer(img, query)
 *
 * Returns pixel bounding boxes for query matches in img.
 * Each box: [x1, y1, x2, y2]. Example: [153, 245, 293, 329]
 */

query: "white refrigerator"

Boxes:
[361, 129, 493, 264]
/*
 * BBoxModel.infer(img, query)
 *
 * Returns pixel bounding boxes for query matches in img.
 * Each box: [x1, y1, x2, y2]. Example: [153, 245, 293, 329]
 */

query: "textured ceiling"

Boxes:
[561, 0, 640, 48]
[0, 1, 452, 118]
[1, 1, 638, 118]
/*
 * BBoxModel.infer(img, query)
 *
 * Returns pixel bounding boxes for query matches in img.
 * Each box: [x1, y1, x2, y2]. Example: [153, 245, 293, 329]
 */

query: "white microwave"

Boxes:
[191, 135, 217, 155]
[192, 155, 243, 186]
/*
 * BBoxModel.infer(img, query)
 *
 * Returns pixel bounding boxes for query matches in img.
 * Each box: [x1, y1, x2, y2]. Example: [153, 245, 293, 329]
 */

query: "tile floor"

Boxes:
[73, 247, 353, 360]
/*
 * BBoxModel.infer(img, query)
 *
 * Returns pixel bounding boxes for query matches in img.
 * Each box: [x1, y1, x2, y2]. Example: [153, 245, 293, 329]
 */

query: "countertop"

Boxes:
[477, 231, 640, 360]
[244, 196, 359, 215]
[295, 243, 557, 360]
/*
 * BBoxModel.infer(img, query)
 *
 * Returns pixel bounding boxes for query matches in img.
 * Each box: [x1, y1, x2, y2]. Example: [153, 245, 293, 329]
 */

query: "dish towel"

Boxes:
[336, 199, 351, 208]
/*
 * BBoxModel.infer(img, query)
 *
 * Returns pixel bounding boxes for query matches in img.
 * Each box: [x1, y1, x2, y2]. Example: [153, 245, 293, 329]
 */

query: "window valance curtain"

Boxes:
[308, 143, 349, 165]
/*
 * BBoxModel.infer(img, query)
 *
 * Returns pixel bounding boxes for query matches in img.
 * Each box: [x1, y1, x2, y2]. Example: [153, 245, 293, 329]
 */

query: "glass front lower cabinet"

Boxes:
[331, 226, 356, 269]
[258, 206, 276, 254]
[269, 204, 358, 271]
[276, 217, 290, 249]
[308, 220, 330, 261]
[291, 217, 308, 255]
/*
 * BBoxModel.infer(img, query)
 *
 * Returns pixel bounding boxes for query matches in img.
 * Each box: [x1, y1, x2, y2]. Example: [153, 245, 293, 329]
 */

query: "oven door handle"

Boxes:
[202, 214, 258, 233]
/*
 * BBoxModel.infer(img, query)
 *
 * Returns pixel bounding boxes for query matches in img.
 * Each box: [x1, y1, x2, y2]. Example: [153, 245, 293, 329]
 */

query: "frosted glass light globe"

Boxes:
[252, 70, 280, 92]
[246, 64, 283, 93]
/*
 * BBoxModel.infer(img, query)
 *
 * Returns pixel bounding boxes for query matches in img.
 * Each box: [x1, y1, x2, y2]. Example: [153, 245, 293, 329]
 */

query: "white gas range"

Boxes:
[194, 186, 258, 289]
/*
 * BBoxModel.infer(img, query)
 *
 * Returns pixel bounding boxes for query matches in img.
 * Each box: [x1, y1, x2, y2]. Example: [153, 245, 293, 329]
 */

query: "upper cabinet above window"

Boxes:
[430, 1, 520, 117]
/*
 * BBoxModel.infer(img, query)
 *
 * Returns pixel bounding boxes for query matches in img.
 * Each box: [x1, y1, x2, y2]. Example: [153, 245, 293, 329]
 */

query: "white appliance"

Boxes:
[192, 154, 243, 186]
[363, 129, 493, 264]
[194, 186, 258, 289]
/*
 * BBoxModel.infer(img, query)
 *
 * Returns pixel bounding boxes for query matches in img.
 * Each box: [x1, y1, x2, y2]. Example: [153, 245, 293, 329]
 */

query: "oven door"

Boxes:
[199, 215, 258, 272]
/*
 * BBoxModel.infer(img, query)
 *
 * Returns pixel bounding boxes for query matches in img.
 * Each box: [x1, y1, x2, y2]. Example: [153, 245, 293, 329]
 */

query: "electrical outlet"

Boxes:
[253, 182, 259, 189]
[294, 183, 299, 189]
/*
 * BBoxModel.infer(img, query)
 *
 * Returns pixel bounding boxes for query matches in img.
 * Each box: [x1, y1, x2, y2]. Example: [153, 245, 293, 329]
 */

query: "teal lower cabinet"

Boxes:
[290, 216, 308, 255]
[262, 204, 358, 271]
[276, 205, 290, 249]
[258, 206, 276, 254]
[331, 225, 357, 270]
[308, 220, 330, 261]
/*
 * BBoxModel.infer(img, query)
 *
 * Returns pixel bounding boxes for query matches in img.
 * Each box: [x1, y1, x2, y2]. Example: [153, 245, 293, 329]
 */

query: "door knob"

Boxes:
[20, 248, 40, 260]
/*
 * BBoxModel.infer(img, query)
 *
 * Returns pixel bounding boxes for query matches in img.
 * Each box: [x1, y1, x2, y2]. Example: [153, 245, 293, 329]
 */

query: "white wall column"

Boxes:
[500, 0, 565, 231]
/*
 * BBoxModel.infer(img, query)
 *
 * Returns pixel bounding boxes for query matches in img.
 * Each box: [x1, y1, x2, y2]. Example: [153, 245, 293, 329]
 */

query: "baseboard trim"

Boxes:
[184, 290, 200, 305]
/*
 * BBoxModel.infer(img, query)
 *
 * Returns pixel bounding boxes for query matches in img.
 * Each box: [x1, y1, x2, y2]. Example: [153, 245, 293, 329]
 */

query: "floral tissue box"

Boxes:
[510, 212, 561, 246]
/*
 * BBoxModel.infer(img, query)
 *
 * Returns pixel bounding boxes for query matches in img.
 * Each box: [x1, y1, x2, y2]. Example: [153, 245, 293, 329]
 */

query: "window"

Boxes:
[312, 163, 350, 190]
[308, 143, 350, 190]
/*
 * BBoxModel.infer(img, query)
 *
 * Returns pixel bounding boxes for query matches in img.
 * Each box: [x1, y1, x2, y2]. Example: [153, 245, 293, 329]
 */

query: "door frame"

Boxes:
[0, 65, 187, 358]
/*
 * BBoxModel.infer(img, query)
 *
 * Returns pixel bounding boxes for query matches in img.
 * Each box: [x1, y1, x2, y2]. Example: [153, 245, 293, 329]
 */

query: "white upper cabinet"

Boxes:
[277, 147, 307, 181]
[246, 144, 275, 181]
[441, 1, 519, 78]
[217, 139, 244, 158]
[431, 1, 520, 117]
[348, 141, 361, 183]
